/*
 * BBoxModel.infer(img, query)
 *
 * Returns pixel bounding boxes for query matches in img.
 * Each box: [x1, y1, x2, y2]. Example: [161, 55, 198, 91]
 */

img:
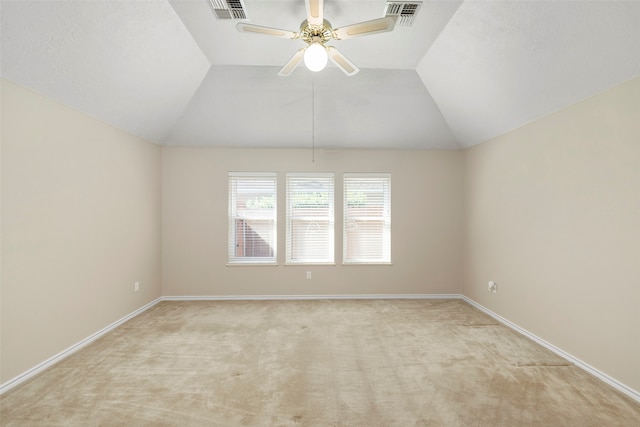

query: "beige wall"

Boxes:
[463, 77, 640, 392]
[3, 72, 638, 397]
[0, 80, 162, 382]
[162, 148, 464, 296]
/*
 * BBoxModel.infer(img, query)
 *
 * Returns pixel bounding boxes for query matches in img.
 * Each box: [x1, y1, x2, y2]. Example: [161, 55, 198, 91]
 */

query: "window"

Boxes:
[343, 173, 391, 264]
[228, 172, 277, 264]
[286, 173, 334, 264]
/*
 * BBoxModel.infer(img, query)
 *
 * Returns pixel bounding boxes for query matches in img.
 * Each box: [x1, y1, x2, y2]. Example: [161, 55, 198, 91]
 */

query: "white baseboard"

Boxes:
[0, 294, 455, 395]
[460, 296, 640, 404]
[161, 293, 463, 301]
[0, 297, 162, 395]
[4, 294, 638, 405]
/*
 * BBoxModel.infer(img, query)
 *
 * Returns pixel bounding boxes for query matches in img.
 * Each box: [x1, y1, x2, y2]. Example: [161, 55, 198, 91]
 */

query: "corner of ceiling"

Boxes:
[415, 59, 464, 151]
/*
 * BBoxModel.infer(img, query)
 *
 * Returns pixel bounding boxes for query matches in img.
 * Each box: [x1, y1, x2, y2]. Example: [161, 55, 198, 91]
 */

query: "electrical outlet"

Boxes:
[306, 271, 312, 280]
[488, 281, 497, 293]
[134, 282, 140, 292]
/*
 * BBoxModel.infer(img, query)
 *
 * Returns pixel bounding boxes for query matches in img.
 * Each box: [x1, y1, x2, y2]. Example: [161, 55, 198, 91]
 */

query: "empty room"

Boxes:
[1, 0, 639, 425]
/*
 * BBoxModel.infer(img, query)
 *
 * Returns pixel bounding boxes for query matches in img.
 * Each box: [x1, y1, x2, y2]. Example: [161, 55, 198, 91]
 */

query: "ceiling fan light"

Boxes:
[304, 42, 328, 72]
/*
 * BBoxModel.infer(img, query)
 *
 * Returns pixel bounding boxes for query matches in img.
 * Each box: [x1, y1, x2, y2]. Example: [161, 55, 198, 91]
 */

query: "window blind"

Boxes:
[228, 172, 277, 264]
[286, 173, 335, 264]
[343, 173, 391, 264]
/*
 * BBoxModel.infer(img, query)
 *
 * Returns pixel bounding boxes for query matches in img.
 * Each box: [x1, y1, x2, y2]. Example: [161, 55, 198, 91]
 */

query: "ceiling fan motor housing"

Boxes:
[300, 19, 333, 44]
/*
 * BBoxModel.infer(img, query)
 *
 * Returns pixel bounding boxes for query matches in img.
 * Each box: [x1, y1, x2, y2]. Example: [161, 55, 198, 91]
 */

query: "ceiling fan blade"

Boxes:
[332, 16, 397, 40]
[305, 0, 324, 26]
[236, 22, 298, 39]
[327, 46, 359, 76]
[278, 48, 306, 76]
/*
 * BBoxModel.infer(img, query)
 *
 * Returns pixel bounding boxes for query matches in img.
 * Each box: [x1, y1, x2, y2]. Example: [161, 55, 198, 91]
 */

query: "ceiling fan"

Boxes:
[236, 0, 397, 76]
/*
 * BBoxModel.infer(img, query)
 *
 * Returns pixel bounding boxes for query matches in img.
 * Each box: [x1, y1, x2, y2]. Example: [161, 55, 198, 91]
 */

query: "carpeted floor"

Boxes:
[1, 299, 639, 426]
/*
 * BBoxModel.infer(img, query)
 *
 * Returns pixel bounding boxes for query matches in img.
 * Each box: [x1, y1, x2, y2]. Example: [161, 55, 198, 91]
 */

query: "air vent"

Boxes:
[384, 1, 422, 26]
[208, 0, 247, 20]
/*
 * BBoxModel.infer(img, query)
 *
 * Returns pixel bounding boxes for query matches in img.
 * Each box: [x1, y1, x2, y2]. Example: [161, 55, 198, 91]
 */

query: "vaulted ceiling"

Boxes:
[2, 0, 639, 150]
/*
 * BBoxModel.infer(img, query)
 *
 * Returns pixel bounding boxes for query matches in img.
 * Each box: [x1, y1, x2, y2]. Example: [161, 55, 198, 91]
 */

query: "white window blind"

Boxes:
[343, 173, 391, 264]
[228, 172, 277, 264]
[286, 173, 334, 264]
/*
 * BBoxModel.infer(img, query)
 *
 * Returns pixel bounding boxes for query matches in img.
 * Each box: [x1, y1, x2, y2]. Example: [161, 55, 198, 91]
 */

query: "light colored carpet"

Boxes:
[1, 299, 639, 426]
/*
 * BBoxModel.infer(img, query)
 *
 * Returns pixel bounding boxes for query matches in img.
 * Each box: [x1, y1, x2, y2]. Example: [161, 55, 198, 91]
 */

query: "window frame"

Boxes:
[342, 173, 391, 265]
[228, 172, 278, 265]
[285, 172, 335, 265]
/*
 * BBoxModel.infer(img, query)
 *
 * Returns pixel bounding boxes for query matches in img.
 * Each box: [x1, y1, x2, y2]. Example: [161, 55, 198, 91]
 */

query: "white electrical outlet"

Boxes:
[488, 281, 497, 293]
[306, 271, 312, 280]
[134, 282, 140, 292]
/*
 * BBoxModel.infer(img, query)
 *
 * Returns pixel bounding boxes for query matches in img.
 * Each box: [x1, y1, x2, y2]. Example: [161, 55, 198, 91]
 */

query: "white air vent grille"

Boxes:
[384, 1, 422, 26]
[208, 0, 247, 20]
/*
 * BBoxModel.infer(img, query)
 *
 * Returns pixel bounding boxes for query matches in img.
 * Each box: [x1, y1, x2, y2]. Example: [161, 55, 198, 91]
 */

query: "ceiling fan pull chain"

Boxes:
[312, 77, 316, 163]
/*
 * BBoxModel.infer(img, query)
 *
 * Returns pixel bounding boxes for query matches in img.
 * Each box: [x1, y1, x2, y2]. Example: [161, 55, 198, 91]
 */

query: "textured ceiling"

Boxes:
[162, 66, 458, 149]
[417, 0, 640, 146]
[169, 0, 461, 69]
[0, 0, 210, 143]
[2, 0, 639, 150]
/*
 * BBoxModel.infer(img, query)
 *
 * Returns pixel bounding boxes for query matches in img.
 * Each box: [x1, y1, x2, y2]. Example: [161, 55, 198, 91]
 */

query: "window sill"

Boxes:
[284, 263, 337, 266]
[342, 262, 393, 266]
[226, 263, 279, 267]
